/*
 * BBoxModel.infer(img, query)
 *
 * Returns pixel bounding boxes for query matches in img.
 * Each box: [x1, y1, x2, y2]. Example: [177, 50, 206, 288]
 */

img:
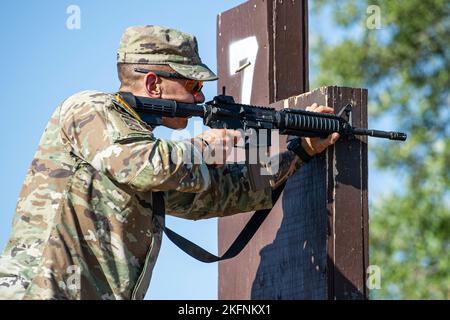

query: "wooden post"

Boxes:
[217, 0, 368, 299]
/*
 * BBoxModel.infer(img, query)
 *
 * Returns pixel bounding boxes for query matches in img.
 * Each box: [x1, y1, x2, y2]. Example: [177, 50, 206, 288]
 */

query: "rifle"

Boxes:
[118, 91, 407, 263]
[120, 90, 407, 141]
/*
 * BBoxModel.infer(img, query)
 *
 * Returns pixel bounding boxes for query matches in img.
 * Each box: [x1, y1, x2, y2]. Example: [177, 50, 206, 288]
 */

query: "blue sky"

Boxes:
[0, 1, 397, 300]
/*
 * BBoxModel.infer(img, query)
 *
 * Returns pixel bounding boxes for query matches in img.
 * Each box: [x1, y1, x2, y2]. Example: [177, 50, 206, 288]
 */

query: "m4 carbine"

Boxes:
[120, 91, 407, 142]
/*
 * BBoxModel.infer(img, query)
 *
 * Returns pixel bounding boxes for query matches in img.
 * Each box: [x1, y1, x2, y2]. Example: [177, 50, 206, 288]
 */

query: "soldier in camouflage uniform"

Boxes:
[0, 25, 339, 299]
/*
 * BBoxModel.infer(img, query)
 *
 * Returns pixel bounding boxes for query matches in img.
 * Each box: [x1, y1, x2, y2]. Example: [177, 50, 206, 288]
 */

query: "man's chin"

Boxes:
[162, 117, 188, 129]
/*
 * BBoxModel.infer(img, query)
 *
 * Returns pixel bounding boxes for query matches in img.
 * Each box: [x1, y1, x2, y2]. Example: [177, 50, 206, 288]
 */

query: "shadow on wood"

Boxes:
[251, 156, 365, 299]
[219, 87, 369, 300]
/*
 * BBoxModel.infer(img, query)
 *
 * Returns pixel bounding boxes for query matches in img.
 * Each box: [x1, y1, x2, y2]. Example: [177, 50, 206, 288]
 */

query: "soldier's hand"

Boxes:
[302, 103, 340, 156]
[196, 129, 243, 166]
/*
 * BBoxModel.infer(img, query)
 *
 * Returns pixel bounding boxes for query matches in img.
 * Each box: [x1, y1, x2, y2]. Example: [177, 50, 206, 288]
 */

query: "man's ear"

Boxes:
[144, 73, 161, 98]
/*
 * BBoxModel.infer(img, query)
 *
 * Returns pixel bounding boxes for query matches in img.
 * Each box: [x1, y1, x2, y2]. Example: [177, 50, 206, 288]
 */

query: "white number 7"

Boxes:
[229, 36, 259, 104]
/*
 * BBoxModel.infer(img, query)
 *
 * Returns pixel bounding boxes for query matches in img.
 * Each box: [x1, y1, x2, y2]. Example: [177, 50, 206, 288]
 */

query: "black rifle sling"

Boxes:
[152, 182, 285, 263]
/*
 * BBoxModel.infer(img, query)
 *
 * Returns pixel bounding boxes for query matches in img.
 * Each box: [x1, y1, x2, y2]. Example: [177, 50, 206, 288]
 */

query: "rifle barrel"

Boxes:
[352, 128, 407, 141]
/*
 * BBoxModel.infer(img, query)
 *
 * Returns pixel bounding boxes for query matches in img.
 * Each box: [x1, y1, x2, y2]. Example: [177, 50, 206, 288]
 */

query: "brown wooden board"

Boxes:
[217, 0, 309, 300]
[217, 0, 308, 105]
[217, 0, 368, 300]
[276, 87, 369, 299]
[269, 0, 309, 100]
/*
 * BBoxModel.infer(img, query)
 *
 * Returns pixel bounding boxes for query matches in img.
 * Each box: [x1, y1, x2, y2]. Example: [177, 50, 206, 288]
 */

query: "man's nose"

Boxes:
[193, 92, 205, 103]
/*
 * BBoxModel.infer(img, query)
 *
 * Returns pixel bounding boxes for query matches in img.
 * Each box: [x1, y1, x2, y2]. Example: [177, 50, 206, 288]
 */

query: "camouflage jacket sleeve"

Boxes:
[165, 164, 273, 220]
[59, 91, 210, 193]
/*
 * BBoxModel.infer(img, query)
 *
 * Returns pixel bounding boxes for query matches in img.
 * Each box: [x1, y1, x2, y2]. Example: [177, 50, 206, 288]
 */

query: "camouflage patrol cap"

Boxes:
[117, 25, 218, 81]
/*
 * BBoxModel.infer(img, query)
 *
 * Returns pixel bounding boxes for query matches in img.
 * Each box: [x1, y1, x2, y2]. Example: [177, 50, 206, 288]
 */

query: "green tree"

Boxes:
[311, 0, 449, 299]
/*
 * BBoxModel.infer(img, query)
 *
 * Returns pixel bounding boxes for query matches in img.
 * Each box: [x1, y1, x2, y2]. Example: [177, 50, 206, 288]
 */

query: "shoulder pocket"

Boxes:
[106, 103, 155, 143]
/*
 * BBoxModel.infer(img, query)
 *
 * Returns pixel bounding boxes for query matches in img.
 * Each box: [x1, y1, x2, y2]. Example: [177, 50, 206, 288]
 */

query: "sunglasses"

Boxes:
[134, 68, 203, 94]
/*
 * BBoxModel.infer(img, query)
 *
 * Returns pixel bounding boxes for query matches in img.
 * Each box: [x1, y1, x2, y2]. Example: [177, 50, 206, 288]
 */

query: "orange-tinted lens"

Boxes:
[185, 80, 203, 94]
